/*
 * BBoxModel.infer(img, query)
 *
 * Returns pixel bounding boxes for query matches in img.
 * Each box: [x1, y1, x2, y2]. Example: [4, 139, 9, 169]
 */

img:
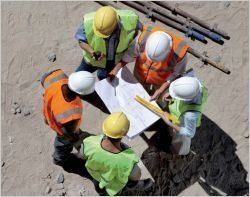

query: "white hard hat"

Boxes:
[169, 77, 202, 101]
[145, 31, 172, 62]
[68, 71, 95, 95]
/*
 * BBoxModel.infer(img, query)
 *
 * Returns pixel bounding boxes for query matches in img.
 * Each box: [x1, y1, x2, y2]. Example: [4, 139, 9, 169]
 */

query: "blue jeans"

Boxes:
[76, 58, 108, 80]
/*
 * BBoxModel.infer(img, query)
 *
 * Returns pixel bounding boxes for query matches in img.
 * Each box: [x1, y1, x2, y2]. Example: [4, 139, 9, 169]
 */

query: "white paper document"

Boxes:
[95, 67, 160, 139]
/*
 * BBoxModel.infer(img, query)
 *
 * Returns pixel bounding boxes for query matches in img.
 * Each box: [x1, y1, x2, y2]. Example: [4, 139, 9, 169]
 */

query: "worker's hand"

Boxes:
[160, 112, 171, 125]
[91, 51, 105, 61]
[162, 92, 172, 102]
[108, 67, 120, 81]
[150, 81, 170, 101]
[150, 89, 163, 101]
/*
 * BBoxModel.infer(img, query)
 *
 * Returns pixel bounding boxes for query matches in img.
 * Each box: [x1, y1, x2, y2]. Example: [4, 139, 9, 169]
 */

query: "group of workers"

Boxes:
[41, 6, 208, 196]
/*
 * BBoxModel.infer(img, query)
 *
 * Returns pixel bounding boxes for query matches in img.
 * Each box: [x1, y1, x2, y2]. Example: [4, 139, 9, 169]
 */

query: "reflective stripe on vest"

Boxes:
[44, 73, 68, 89]
[42, 69, 83, 136]
[55, 108, 82, 122]
[138, 26, 187, 72]
[135, 26, 189, 85]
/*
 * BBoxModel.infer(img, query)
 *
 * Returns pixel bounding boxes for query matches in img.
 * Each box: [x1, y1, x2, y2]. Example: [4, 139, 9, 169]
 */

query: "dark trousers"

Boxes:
[52, 135, 75, 164]
[76, 58, 108, 80]
[93, 178, 153, 196]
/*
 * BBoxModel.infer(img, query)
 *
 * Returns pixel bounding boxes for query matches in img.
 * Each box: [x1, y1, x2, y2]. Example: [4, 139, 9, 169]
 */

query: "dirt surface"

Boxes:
[1, 1, 249, 196]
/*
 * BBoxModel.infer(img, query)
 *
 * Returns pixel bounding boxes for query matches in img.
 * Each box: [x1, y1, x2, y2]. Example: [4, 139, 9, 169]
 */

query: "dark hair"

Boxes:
[107, 136, 122, 143]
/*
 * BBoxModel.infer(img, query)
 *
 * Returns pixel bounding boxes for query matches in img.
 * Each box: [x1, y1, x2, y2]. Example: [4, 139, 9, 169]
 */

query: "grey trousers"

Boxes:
[170, 131, 191, 155]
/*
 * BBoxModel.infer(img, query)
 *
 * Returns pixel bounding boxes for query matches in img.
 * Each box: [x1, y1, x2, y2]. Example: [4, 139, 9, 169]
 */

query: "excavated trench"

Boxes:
[121, 116, 249, 196]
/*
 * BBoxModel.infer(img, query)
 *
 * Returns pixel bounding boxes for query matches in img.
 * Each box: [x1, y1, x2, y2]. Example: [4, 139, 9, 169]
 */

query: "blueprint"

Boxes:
[95, 67, 160, 139]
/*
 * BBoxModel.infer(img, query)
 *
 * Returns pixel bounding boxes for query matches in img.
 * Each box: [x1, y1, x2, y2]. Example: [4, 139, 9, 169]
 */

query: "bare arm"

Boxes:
[160, 112, 181, 133]
[79, 42, 94, 55]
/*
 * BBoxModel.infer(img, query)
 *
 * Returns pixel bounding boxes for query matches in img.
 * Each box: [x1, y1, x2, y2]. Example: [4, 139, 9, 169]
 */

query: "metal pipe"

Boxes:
[136, 1, 224, 44]
[95, 1, 231, 74]
[120, 1, 207, 44]
[154, 1, 230, 40]
[188, 48, 230, 74]
[95, 1, 118, 9]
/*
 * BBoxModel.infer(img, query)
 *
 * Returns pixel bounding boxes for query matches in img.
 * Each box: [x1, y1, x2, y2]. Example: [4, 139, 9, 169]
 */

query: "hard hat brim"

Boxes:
[169, 77, 202, 101]
[93, 9, 119, 38]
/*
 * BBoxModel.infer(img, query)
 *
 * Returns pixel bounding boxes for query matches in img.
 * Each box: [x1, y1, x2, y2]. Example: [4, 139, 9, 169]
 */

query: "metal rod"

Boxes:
[136, 1, 224, 44]
[188, 48, 231, 74]
[95, 1, 118, 9]
[95, 1, 231, 75]
[120, 1, 207, 44]
[154, 1, 230, 40]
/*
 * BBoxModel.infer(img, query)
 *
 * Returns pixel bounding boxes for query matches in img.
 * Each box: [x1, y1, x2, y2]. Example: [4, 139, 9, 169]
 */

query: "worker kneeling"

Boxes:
[78, 112, 153, 196]
[41, 69, 95, 165]
[160, 77, 208, 155]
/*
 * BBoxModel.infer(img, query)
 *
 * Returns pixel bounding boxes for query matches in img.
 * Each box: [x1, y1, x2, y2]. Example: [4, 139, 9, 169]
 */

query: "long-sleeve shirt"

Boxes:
[74, 19, 142, 70]
[122, 33, 187, 83]
[178, 91, 202, 138]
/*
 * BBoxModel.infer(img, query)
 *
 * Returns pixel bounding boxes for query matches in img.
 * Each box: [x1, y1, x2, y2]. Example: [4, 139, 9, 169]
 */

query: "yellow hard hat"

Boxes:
[102, 112, 130, 139]
[93, 6, 118, 38]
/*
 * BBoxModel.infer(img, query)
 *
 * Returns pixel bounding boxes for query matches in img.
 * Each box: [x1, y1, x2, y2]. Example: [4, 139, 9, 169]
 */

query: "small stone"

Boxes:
[11, 108, 17, 114]
[1, 161, 5, 167]
[48, 53, 56, 62]
[8, 136, 14, 144]
[79, 186, 86, 196]
[54, 183, 64, 190]
[16, 108, 21, 114]
[55, 189, 66, 196]
[24, 110, 31, 116]
[13, 103, 20, 110]
[42, 173, 51, 179]
[47, 173, 51, 179]
[243, 131, 249, 138]
[213, 56, 222, 63]
[45, 186, 51, 194]
[57, 173, 64, 183]
[224, 1, 230, 8]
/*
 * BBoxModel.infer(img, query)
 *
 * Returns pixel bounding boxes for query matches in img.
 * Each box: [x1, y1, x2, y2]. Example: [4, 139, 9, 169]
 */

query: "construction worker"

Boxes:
[78, 112, 153, 196]
[122, 26, 189, 103]
[160, 76, 208, 155]
[75, 6, 142, 80]
[41, 69, 95, 165]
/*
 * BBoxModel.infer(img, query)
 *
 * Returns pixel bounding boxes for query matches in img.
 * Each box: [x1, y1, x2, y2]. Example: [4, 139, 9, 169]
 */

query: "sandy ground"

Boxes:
[1, 1, 249, 196]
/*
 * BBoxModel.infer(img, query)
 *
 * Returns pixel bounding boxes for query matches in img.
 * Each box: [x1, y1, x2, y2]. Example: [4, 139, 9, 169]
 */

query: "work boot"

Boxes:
[126, 178, 154, 192]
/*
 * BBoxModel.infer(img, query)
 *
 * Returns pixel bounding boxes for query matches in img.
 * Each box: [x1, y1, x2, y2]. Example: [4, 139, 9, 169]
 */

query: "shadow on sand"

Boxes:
[125, 115, 249, 196]
[57, 116, 249, 196]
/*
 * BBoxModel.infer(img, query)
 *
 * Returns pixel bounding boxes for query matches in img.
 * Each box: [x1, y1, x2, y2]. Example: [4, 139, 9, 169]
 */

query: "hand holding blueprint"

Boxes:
[95, 67, 160, 139]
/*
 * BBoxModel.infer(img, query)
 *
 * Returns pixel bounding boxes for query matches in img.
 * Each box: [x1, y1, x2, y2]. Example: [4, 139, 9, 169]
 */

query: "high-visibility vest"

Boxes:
[134, 26, 189, 86]
[83, 10, 138, 68]
[83, 135, 139, 196]
[41, 69, 83, 136]
[168, 84, 208, 127]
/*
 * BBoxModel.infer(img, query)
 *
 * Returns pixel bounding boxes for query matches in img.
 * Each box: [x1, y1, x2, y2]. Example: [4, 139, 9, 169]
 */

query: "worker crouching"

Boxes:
[41, 69, 95, 165]
[160, 77, 208, 155]
[78, 112, 153, 196]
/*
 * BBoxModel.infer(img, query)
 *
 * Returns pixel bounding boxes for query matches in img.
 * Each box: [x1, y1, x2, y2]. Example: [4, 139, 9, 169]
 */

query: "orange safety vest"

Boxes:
[134, 26, 189, 86]
[41, 69, 83, 136]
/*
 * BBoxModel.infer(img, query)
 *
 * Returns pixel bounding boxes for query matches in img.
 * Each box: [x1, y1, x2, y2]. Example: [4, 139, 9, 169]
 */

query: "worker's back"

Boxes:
[83, 135, 139, 196]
